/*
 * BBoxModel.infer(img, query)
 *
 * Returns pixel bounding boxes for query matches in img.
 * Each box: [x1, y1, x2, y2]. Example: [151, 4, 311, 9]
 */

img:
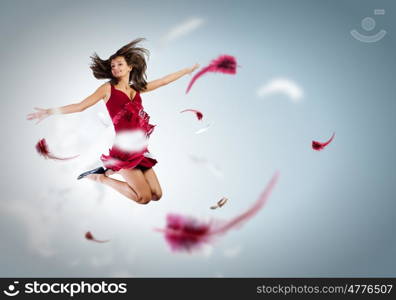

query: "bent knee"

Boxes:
[137, 193, 152, 204]
[151, 190, 162, 201]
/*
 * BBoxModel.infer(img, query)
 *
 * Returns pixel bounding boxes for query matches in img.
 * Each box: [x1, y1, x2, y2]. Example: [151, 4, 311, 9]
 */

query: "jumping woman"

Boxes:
[27, 38, 199, 205]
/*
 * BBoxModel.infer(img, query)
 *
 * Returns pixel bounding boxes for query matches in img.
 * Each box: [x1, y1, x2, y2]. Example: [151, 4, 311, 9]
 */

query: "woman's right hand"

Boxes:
[187, 63, 200, 75]
[26, 107, 51, 124]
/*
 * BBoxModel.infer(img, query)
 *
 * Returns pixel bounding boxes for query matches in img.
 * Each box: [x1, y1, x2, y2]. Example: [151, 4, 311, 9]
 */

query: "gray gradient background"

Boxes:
[0, 0, 395, 277]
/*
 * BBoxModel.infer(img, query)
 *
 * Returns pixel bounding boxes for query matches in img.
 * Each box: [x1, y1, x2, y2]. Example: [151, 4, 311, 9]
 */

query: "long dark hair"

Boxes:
[90, 38, 149, 91]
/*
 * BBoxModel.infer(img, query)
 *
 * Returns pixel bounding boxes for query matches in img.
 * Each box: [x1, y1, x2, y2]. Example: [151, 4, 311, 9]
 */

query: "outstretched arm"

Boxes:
[26, 84, 107, 124]
[141, 63, 199, 93]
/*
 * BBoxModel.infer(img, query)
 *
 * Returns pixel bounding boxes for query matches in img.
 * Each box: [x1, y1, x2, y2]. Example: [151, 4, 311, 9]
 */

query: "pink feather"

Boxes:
[155, 215, 213, 252]
[210, 172, 279, 235]
[156, 171, 279, 253]
[35, 138, 79, 161]
[312, 132, 335, 151]
[84, 231, 109, 243]
[186, 55, 238, 94]
[180, 109, 203, 120]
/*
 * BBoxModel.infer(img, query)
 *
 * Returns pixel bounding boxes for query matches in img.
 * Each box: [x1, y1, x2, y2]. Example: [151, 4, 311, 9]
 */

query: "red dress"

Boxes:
[100, 84, 157, 171]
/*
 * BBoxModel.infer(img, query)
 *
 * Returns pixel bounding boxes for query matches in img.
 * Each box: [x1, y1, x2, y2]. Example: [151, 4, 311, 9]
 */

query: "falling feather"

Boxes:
[312, 132, 335, 151]
[85, 231, 109, 243]
[180, 109, 203, 120]
[186, 55, 238, 94]
[195, 122, 212, 134]
[35, 138, 79, 161]
[156, 172, 279, 252]
[210, 197, 228, 209]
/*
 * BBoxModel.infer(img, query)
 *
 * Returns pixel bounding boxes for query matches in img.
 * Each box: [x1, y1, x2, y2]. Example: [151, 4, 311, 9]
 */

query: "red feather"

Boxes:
[312, 132, 335, 151]
[84, 231, 109, 243]
[186, 55, 238, 94]
[35, 138, 79, 160]
[209, 55, 238, 74]
[155, 214, 212, 252]
[180, 109, 203, 120]
[156, 171, 279, 253]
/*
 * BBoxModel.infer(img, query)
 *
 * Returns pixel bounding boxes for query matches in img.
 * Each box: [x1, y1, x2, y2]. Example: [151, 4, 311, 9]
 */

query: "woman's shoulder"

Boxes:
[97, 81, 112, 90]
[103, 81, 112, 88]
[101, 82, 112, 103]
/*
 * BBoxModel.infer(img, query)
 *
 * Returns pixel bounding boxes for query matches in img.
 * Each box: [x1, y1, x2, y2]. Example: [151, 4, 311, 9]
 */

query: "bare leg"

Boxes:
[142, 168, 163, 201]
[118, 168, 152, 204]
[86, 174, 139, 202]
[86, 170, 151, 205]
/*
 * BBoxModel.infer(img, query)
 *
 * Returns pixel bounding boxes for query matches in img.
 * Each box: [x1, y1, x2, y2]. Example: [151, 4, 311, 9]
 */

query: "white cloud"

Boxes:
[257, 78, 304, 102]
[114, 129, 149, 153]
[109, 270, 134, 278]
[200, 244, 214, 258]
[0, 201, 56, 257]
[195, 122, 212, 135]
[161, 17, 205, 44]
[189, 153, 224, 179]
[223, 245, 242, 258]
[90, 254, 113, 268]
[97, 112, 111, 128]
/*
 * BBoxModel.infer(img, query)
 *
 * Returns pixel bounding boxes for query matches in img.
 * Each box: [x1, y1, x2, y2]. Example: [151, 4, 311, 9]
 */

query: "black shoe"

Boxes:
[77, 167, 106, 180]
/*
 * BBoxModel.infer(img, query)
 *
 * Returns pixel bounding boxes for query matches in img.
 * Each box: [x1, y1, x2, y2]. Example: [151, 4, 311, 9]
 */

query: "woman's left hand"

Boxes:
[187, 63, 200, 75]
[26, 107, 51, 124]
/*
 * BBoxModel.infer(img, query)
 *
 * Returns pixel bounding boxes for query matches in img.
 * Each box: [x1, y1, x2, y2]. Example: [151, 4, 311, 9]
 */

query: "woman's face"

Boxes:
[110, 56, 132, 78]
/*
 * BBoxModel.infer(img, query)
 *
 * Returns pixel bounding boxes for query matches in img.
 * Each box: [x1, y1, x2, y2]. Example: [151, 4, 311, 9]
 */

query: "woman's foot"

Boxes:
[104, 169, 116, 176]
[86, 173, 106, 182]
[77, 167, 106, 180]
